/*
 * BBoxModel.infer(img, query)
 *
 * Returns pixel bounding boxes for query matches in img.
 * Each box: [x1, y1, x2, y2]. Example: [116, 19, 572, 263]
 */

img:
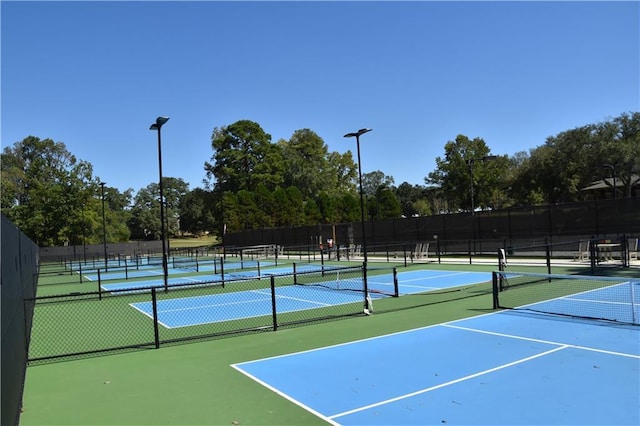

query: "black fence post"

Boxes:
[97, 269, 102, 300]
[545, 238, 551, 275]
[270, 275, 278, 331]
[403, 245, 407, 268]
[589, 236, 597, 274]
[622, 234, 629, 268]
[151, 287, 160, 349]
[220, 258, 225, 288]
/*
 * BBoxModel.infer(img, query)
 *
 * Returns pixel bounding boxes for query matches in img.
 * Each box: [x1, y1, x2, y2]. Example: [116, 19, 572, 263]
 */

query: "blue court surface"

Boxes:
[85, 260, 274, 283]
[128, 270, 491, 328]
[232, 311, 640, 425]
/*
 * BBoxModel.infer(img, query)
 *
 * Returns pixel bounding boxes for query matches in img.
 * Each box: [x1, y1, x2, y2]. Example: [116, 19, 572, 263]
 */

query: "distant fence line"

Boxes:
[39, 240, 164, 263]
[38, 198, 640, 265]
[224, 198, 640, 250]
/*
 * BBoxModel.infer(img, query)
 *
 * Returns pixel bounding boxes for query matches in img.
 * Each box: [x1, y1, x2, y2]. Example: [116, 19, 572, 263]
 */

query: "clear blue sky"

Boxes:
[2, 1, 638, 194]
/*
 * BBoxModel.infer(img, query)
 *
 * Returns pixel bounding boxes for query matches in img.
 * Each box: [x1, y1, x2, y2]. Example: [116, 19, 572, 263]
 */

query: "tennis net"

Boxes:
[492, 271, 640, 325]
[293, 265, 399, 298]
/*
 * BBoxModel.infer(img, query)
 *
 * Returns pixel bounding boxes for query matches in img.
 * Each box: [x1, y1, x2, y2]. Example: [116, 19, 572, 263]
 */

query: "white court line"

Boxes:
[231, 364, 341, 426]
[272, 293, 332, 307]
[232, 306, 639, 422]
[564, 296, 635, 307]
[443, 323, 640, 359]
[329, 345, 568, 420]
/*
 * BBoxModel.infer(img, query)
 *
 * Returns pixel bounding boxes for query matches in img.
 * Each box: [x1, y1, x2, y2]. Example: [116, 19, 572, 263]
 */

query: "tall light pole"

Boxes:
[82, 203, 87, 263]
[466, 155, 498, 216]
[344, 128, 372, 313]
[150, 116, 170, 291]
[99, 182, 108, 270]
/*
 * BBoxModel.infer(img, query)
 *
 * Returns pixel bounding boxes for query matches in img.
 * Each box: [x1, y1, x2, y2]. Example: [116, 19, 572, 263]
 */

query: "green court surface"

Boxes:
[20, 262, 628, 425]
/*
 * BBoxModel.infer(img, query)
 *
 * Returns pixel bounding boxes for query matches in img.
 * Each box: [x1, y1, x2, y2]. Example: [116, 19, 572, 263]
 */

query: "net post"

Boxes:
[293, 263, 297, 285]
[545, 238, 551, 276]
[220, 258, 225, 288]
[492, 271, 499, 309]
[79, 263, 83, 283]
[151, 287, 160, 349]
[362, 262, 370, 314]
[630, 280, 637, 324]
[392, 267, 399, 297]
[257, 260, 261, 279]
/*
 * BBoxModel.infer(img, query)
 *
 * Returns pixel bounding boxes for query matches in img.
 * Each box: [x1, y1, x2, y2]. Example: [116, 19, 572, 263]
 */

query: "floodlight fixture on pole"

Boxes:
[466, 155, 498, 216]
[150, 116, 170, 291]
[99, 182, 108, 270]
[343, 128, 372, 313]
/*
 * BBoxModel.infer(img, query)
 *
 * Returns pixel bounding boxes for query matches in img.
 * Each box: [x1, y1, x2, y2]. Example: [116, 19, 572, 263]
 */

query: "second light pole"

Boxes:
[150, 116, 170, 291]
[344, 128, 372, 313]
[100, 182, 108, 270]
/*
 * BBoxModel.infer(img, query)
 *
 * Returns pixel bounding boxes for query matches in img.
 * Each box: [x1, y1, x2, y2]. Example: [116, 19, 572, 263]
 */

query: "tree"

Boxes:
[335, 192, 361, 223]
[395, 182, 422, 217]
[593, 112, 640, 198]
[278, 129, 331, 200]
[361, 171, 394, 196]
[205, 120, 284, 194]
[128, 177, 187, 240]
[325, 151, 358, 195]
[371, 186, 402, 219]
[179, 188, 215, 236]
[0, 136, 129, 246]
[426, 135, 506, 213]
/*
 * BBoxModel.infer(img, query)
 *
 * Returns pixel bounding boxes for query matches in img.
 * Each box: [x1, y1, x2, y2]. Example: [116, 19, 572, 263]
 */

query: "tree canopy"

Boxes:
[2, 112, 637, 246]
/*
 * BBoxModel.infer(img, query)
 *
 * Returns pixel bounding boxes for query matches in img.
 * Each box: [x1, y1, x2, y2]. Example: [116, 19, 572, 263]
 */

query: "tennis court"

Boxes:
[97, 262, 329, 292]
[233, 277, 640, 425]
[83, 260, 275, 283]
[127, 269, 491, 328]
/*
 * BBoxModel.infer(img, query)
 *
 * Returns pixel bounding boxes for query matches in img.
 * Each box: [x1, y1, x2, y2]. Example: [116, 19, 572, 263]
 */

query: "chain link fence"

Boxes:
[27, 264, 404, 364]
